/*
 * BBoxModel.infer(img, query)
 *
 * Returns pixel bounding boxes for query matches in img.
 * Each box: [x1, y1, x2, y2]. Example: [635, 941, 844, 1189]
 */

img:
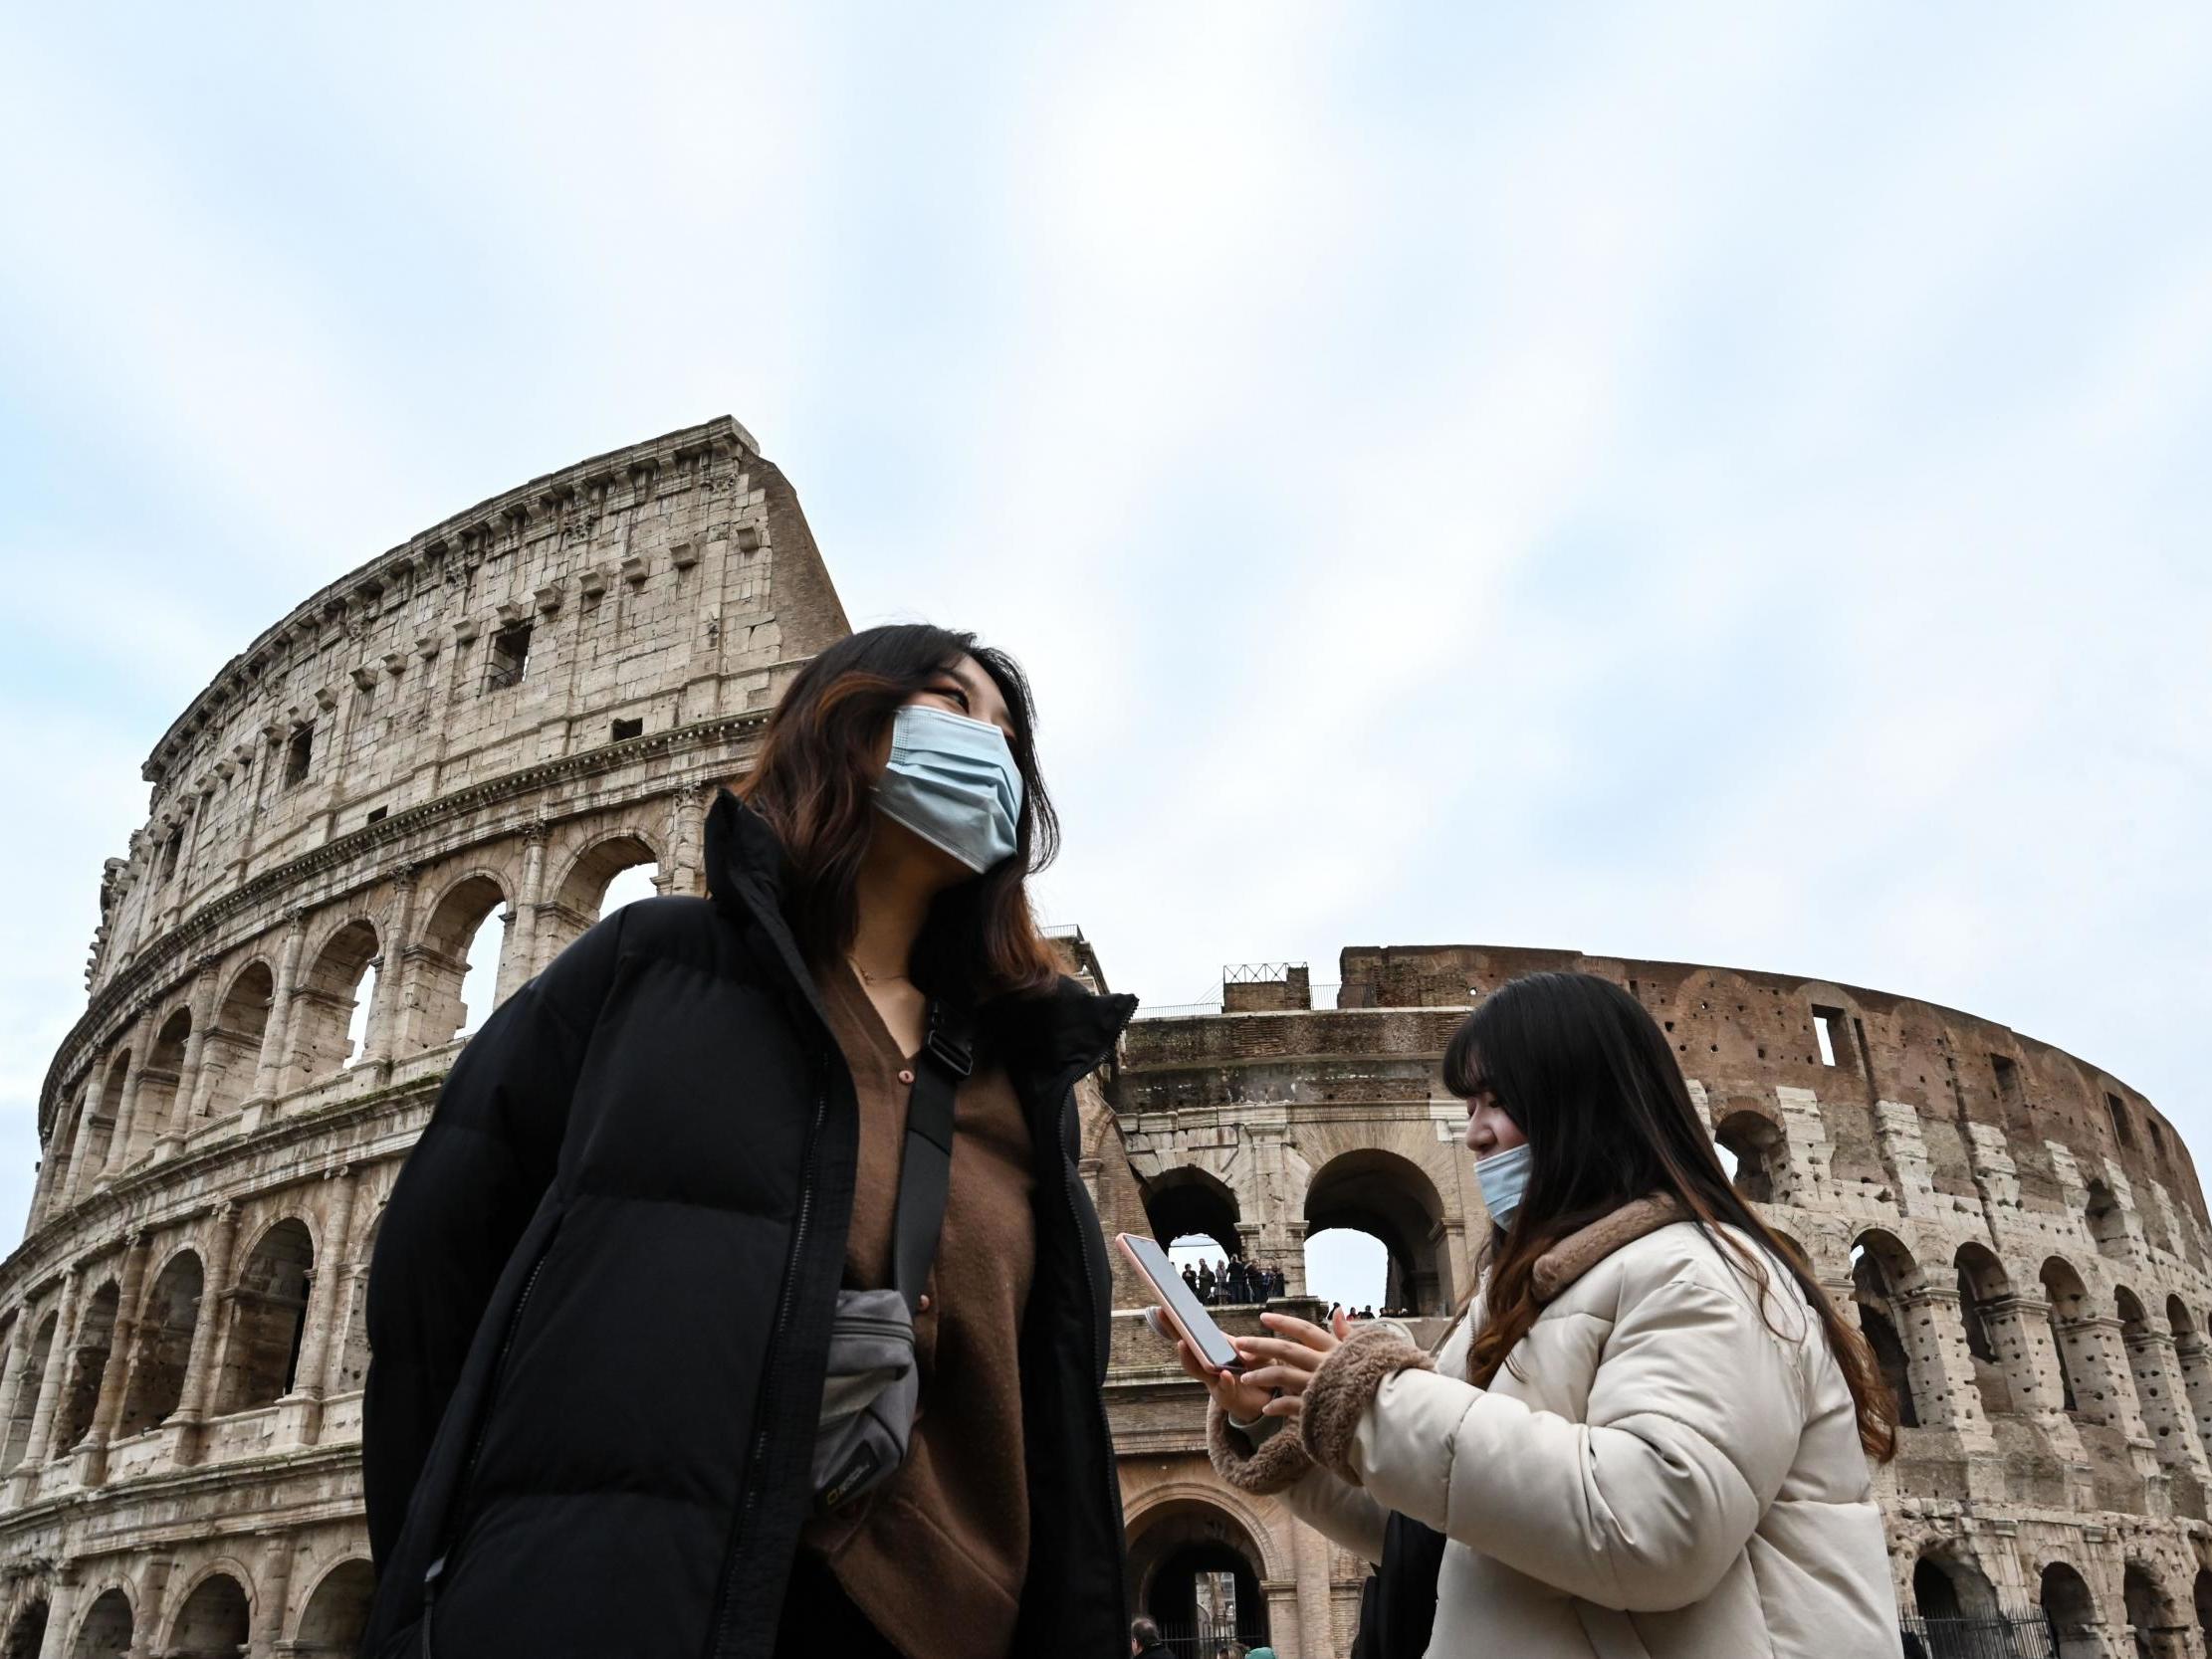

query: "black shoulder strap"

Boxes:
[891, 1001, 973, 1314]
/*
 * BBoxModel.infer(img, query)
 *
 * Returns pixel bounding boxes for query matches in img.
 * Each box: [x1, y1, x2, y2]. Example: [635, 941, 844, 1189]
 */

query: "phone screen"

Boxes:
[1119, 1232, 1240, 1372]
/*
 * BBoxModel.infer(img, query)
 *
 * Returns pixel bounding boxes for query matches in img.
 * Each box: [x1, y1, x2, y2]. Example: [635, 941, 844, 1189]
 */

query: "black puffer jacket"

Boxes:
[359, 790, 1137, 1658]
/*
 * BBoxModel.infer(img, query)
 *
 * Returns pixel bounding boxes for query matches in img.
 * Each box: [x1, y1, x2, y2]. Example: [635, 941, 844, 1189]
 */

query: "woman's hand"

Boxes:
[1166, 1314, 1275, 1422]
[1230, 1308, 1354, 1418]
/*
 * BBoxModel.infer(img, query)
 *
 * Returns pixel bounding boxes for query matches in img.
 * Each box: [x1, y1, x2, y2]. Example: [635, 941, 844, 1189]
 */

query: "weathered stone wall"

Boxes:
[1107, 948, 2212, 1658]
[0, 419, 848, 1658]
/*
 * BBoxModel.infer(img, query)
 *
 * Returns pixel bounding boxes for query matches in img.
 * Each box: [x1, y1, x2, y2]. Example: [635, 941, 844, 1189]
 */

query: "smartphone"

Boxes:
[1117, 1232, 1242, 1373]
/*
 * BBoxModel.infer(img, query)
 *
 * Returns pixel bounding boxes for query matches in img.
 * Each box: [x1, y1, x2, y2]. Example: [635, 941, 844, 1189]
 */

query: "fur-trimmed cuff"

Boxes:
[1298, 1326, 1434, 1484]
[1208, 1397, 1316, 1494]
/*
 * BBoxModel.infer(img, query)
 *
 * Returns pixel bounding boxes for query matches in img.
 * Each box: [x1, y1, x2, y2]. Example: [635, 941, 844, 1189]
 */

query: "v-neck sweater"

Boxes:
[802, 959, 1037, 1659]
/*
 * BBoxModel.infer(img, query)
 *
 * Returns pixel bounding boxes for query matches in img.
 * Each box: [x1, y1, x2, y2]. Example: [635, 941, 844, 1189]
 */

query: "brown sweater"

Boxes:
[802, 960, 1036, 1659]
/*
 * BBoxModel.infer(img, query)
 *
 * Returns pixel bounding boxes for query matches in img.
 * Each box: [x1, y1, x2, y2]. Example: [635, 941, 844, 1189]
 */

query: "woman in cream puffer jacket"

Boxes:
[1183, 972, 1902, 1659]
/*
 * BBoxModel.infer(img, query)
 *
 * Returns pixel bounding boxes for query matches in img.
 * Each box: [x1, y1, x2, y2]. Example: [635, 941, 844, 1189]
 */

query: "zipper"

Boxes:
[707, 1051, 830, 1659]
[419, 1223, 559, 1654]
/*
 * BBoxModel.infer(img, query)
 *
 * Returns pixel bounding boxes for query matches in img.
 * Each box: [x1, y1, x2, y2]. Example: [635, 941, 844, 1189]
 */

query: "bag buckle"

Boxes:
[924, 1005, 973, 1079]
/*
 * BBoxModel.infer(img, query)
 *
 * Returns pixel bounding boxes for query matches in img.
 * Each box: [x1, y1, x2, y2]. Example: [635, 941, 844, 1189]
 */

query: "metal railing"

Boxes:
[1153, 1616, 1255, 1659]
[1897, 1612, 2058, 1659]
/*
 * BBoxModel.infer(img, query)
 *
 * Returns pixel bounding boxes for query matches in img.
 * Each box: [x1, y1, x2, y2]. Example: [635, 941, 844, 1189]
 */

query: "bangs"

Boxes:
[1440, 1011, 1487, 1100]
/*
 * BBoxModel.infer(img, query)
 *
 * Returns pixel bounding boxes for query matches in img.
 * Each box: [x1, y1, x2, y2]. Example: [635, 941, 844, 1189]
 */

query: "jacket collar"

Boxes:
[704, 786, 1138, 1092]
[1531, 1194, 1686, 1304]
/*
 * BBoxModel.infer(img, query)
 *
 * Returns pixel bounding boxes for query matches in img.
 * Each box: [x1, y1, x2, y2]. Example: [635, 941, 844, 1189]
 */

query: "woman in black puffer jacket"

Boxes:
[360, 624, 1135, 1659]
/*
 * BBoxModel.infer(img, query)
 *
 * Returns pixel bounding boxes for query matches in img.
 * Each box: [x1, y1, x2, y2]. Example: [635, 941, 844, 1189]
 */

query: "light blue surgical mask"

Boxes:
[873, 704, 1024, 874]
[1475, 1142, 1533, 1230]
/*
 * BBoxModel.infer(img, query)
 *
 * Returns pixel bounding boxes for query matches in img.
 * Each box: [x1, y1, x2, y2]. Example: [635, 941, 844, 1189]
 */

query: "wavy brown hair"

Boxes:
[738, 624, 1064, 1004]
[1445, 971, 1897, 1463]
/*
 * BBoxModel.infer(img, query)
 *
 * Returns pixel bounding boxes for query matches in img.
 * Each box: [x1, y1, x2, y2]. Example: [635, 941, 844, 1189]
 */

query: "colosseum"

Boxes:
[2, 418, 2205, 1659]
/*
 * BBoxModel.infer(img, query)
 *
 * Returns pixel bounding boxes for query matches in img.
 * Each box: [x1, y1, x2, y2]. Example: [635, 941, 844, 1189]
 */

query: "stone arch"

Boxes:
[293, 1557, 375, 1655]
[118, 1248, 204, 1436]
[2, 1309, 58, 1468]
[1851, 1228, 1924, 1429]
[288, 917, 381, 1082]
[129, 1006, 193, 1154]
[539, 830, 664, 968]
[1124, 1492, 1275, 1654]
[1913, 1544, 2003, 1621]
[196, 958, 276, 1119]
[164, 1569, 251, 1659]
[215, 1217, 315, 1413]
[58, 1278, 121, 1450]
[2040, 1559, 2102, 1659]
[1953, 1242, 2021, 1416]
[409, 871, 511, 1049]
[2042, 1256, 2092, 1415]
[1712, 1106, 1789, 1205]
[68, 1587, 131, 1659]
[1141, 1166, 1242, 1263]
[2, 1596, 46, 1659]
[2195, 1568, 2212, 1652]
[2124, 1560, 2179, 1659]
[79, 1052, 131, 1188]
[1305, 1147, 1452, 1316]
[2088, 1179, 2131, 1261]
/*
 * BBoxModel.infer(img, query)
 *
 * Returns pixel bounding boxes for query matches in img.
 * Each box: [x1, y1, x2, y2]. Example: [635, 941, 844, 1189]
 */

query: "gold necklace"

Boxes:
[846, 953, 911, 985]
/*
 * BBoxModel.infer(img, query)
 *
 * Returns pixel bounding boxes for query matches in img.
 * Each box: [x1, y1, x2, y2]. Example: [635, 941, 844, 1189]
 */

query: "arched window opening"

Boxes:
[69, 1588, 131, 1659]
[535, 834, 660, 971]
[2, 1597, 46, 1659]
[1911, 1552, 2004, 1657]
[58, 1281, 121, 1450]
[1851, 1233, 1921, 1430]
[1126, 1501, 1271, 1659]
[166, 1574, 249, 1659]
[80, 1054, 129, 1186]
[2, 1312, 58, 1469]
[412, 875, 510, 1050]
[196, 962, 275, 1120]
[294, 1559, 375, 1657]
[216, 1219, 314, 1414]
[2124, 1562, 2174, 1659]
[1712, 1108, 1786, 1205]
[2041, 1560, 2101, 1659]
[2088, 1180, 2130, 1261]
[1306, 1148, 1452, 1318]
[118, 1251, 203, 1436]
[2194, 1568, 2212, 1650]
[2041, 1258, 2090, 1416]
[130, 1012, 192, 1155]
[1304, 1228, 1390, 1316]
[290, 921, 380, 1082]
[1954, 1243, 2017, 1416]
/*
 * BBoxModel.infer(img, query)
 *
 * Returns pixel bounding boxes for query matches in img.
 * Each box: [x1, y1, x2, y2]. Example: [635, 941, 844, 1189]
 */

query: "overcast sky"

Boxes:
[3, 6, 2208, 1292]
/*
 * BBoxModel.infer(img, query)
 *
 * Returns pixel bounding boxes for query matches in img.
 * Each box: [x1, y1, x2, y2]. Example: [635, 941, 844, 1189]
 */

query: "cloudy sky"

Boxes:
[2, 5, 2208, 1299]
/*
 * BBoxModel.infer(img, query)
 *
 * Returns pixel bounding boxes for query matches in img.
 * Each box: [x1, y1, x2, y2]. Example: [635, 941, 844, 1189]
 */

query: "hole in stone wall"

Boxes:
[2106, 1092, 2136, 1149]
[611, 717, 644, 742]
[365, 805, 387, 825]
[285, 724, 314, 787]
[485, 622, 533, 691]
[1812, 1006, 1844, 1068]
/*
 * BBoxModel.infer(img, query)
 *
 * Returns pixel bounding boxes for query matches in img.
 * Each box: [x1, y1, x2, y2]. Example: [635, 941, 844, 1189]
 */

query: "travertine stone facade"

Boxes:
[1092, 947, 2212, 1659]
[6, 425, 2207, 1658]
[1, 419, 848, 1658]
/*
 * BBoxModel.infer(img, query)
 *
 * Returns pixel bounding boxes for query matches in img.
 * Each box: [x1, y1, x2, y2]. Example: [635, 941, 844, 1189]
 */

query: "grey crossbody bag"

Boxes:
[810, 1002, 972, 1515]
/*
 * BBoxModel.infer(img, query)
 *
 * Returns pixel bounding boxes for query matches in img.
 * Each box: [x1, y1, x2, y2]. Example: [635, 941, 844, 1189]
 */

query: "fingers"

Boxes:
[1259, 1393, 1305, 1420]
[1331, 1306, 1351, 1342]
[1260, 1311, 1340, 1349]
[1232, 1336, 1330, 1369]
[1236, 1363, 1311, 1394]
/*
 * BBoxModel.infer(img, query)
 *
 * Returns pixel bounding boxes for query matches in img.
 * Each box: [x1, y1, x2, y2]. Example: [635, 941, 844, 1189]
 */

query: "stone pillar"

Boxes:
[76, 1233, 151, 1484]
[34, 1569, 81, 1659]
[166, 959, 224, 1139]
[2173, 1331, 2212, 1466]
[1891, 1286, 1992, 1439]
[2059, 1314, 2158, 1477]
[1874, 1102, 1938, 1218]
[2125, 1328, 2212, 1481]
[248, 1530, 297, 1657]
[16, 1268, 82, 1474]
[360, 872, 419, 1074]
[96, 1031, 144, 1181]
[665, 782, 707, 897]
[252, 909, 311, 1104]
[500, 823, 550, 1000]
[0, 1317, 28, 1460]
[1988, 1293, 2089, 1460]
[170, 1204, 240, 1463]
[1292, 1506, 1336, 1659]
[321, 1260, 370, 1400]
[55, 1092, 102, 1211]
[278, 1170, 357, 1449]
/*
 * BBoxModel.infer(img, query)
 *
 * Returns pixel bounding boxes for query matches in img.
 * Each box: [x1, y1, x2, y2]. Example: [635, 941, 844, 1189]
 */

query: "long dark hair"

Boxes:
[1442, 970, 1896, 1463]
[739, 624, 1063, 1002]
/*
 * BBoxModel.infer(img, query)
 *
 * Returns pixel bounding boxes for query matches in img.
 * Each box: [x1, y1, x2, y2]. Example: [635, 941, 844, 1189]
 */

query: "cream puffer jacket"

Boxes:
[1210, 1199, 1899, 1658]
